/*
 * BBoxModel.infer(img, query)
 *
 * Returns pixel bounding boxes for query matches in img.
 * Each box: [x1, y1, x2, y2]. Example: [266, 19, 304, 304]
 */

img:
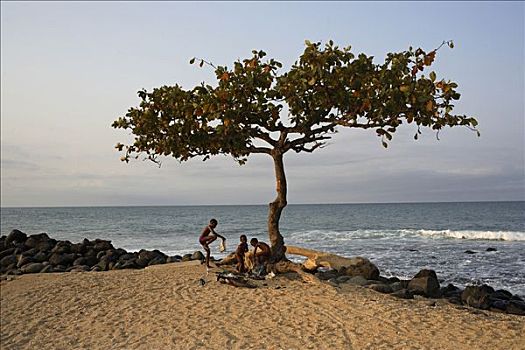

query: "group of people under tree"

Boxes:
[198, 218, 270, 273]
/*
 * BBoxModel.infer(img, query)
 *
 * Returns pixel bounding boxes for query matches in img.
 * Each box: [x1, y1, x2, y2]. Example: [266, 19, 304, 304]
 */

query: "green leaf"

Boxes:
[305, 40, 312, 46]
[429, 71, 436, 82]
[382, 141, 388, 148]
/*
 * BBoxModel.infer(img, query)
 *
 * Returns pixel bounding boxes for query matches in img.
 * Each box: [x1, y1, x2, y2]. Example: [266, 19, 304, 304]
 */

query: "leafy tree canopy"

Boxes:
[112, 40, 477, 166]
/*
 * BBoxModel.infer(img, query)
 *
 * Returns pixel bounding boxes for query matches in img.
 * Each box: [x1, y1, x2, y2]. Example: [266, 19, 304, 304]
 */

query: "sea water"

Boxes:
[1, 202, 524, 296]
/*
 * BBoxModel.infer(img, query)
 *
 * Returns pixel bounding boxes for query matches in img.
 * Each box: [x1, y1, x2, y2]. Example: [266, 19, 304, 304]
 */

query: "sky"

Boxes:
[1, 1, 524, 207]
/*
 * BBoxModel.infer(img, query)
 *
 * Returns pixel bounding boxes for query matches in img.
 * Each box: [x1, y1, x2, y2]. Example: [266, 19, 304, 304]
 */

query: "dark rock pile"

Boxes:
[318, 267, 525, 316]
[0, 229, 204, 276]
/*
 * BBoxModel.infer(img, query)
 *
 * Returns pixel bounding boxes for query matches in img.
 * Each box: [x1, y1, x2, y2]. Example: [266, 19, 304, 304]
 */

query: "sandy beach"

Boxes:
[1, 261, 523, 350]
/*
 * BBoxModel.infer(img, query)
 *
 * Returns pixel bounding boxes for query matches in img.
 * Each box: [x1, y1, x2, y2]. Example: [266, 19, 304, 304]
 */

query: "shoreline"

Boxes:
[2, 262, 524, 350]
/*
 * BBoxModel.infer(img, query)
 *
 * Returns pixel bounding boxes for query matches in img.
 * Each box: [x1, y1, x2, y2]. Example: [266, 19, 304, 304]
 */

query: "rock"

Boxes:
[70, 243, 87, 254]
[191, 251, 205, 261]
[446, 296, 463, 305]
[335, 276, 352, 284]
[391, 289, 414, 299]
[93, 239, 114, 251]
[90, 266, 102, 272]
[135, 257, 149, 268]
[120, 260, 138, 269]
[73, 257, 88, 266]
[348, 276, 368, 286]
[21, 248, 38, 257]
[51, 241, 72, 254]
[24, 233, 53, 249]
[464, 250, 477, 254]
[337, 257, 380, 280]
[6, 229, 27, 246]
[489, 299, 508, 312]
[85, 249, 97, 258]
[461, 285, 495, 309]
[40, 265, 53, 273]
[441, 283, 461, 298]
[166, 256, 181, 263]
[390, 281, 408, 292]
[511, 295, 524, 301]
[368, 284, 393, 294]
[118, 253, 136, 262]
[53, 265, 66, 272]
[181, 254, 193, 262]
[32, 251, 49, 263]
[67, 265, 90, 272]
[408, 270, 440, 298]
[17, 256, 33, 268]
[20, 262, 45, 274]
[49, 253, 76, 266]
[96, 251, 106, 260]
[315, 269, 339, 281]
[506, 300, 525, 315]
[388, 277, 400, 283]
[486, 247, 497, 252]
[1, 255, 17, 267]
[148, 256, 166, 266]
[490, 289, 512, 301]
[0, 248, 16, 260]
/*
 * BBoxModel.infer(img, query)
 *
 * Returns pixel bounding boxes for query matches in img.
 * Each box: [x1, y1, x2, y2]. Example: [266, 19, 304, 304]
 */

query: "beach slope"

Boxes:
[1, 262, 524, 349]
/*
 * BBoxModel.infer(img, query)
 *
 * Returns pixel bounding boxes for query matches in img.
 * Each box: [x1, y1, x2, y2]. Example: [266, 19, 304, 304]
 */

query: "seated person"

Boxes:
[250, 238, 271, 268]
[235, 235, 249, 273]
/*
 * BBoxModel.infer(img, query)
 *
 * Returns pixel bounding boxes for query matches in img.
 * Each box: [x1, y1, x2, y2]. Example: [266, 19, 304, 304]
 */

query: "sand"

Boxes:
[1, 262, 524, 350]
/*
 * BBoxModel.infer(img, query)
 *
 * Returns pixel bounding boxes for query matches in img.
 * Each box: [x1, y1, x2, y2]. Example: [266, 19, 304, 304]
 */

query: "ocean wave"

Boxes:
[417, 229, 525, 241]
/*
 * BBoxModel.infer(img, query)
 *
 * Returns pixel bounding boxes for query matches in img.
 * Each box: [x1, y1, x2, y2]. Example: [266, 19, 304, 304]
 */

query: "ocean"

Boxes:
[1, 201, 524, 296]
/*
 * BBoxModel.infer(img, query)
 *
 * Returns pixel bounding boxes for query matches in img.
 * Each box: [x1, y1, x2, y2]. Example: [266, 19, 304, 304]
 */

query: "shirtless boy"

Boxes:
[199, 218, 226, 268]
[250, 238, 271, 267]
[235, 235, 249, 273]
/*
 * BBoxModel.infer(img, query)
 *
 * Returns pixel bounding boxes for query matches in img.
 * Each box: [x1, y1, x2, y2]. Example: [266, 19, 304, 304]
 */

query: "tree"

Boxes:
[112, 40, 478, 263]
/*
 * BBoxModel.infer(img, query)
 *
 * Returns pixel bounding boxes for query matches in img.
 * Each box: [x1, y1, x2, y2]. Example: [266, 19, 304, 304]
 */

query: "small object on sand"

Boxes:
[219, 239, 226, 253]
[199, 278, 206, 286]
[216, 271, 256, 288]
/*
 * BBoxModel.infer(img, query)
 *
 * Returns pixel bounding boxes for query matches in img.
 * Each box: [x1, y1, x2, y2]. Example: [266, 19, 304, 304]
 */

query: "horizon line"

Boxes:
[1, 199, 524, 209]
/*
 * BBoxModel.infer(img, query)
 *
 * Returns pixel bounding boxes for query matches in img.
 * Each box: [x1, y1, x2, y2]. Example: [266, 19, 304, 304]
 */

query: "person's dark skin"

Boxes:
[250, 238, 271, 267]
[235, 235, 249, 273]
[199, 219, 226, 268]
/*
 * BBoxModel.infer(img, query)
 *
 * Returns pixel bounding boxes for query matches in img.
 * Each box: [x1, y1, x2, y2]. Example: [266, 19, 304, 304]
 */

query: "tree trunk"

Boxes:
[268, 150, 287, 262]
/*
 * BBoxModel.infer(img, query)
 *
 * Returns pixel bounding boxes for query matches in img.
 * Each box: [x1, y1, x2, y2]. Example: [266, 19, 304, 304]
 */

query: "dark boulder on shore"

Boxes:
[0, 229, 209, 277]
[461, 285, 495, 309]
[6, 229, 27, 246]
[408, 269, 441, 298]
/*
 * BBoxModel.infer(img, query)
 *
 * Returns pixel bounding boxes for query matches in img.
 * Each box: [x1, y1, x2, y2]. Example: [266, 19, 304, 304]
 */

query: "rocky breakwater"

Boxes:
[319, 267, 525, 316]
[0, 229, 206, 277]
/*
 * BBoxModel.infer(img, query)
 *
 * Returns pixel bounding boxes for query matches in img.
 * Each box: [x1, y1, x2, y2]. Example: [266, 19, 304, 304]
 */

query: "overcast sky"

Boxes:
[1, 1, 524, 207]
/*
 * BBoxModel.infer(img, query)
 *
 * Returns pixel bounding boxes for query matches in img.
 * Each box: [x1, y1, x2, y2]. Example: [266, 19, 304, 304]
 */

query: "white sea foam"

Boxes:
[417, 229, 525, 241]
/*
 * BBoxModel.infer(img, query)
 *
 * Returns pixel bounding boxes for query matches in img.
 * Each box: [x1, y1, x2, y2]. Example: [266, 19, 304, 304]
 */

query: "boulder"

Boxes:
[490, 289, 513, 301]
[408, 270, 440, 298]
[166, 256, 181, 263]
[486, 247, 497, 252]
[181, 254, 193, 262]
[440, 283, 461, 298]
[17, 256, 33, 268]
[51, 241, 72, 254]
[391, 281, 409, 292]
[49, 253, 76, 266]
[40, 265, 53, 273]
[21, 248, 38, 257]
[135, 257, 149, 268]
[464, 250, 477, 254]
[148, 256, 166, 266]
[335, 276, 352, 284]
[1, 255, 17, 267]
[489, 300, 508, 312]
[70, 243, 87, 254]
[191, 251, 205, 261]
[348, 276, 369, 286]
[315, 269, 339, 281]
[118, 253, 136, 262]
[24, 233, 52, 249]
[391, 289, 414, 299]
[368, 284, 393, 294]
[20, 262, 45, 274]
[120, 260, 138, 269]
[506, 300, 525, 315]
[6, 229, 27, 246]
[93, 239, 114, 251]
[461, 285, 495, 309]
[0, 248, 16, 260]
[33, 251, 49, 263]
